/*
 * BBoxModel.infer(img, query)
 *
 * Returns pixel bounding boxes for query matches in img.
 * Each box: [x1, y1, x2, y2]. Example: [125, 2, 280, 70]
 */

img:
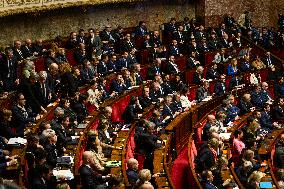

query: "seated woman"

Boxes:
[133, 169, 156, 189]
[59, 98, 78, 127]
[242, 149, 261, 171]
[247, 171, 266, 189]
[0, 109, 15, 139]
[227, 58, 239, 77]
[97, 119, 116, 145]
[180, 87, 196, 110]
[87, 82, 102, 109]
[235, 161, 253, 185]
[243, 119, 262, 145]
[86, 130, 120, 170]
[122, 96, 143, 124]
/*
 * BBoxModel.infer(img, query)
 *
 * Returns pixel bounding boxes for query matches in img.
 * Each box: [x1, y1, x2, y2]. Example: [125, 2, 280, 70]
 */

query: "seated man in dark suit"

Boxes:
[169, 40, 182, 57]
[81, 60, 96, 85]
[133, 63, 143, 86]
[229, 74, 243, 90]
[30, 164, 55, 189]
[251, 84, 265, 108]
[126, 158, 139, 186]
[139, 86, 152, 109]
[260, 103, 279, 131]
[72, 94, 89, 123]
[201, 170, 218, 189]
[44, 129, 64, 168]
[109, 74, 127, 94]
[273, 98, 284, 121]
[122, 96, 143, 124]
[107, 55, 118, 72]
[147, 58, 162, 80]
[79, 151, 109, 189]
[197, 81, 211, 102]
[162, 95, 180, 120]
[97, 54, 109, 76]
[206, 63, 220, 80]
[238, 93, 255, 115]
[74, 43, 87, 65]
[214, 75, 227, 96]
[201, 115, 217, 141]
[12, 93, 41, 136]
[166, 55, 180, 74]
[239, 55, 252, 72]
[117, 51, 130, 71]
[149, 82, 164, 103]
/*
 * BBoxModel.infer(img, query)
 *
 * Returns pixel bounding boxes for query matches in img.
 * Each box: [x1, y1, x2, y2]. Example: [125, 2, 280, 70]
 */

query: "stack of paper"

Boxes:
[53, 169, 74, 180]
[8, 137, 27, 145]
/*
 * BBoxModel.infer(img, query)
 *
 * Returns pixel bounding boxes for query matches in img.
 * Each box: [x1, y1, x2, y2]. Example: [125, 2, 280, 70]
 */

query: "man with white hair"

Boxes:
[34, 71, 51, 111]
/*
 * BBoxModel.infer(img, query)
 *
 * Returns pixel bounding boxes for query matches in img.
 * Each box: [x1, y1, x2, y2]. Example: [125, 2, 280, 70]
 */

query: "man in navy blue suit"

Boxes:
[260, 103, 279, 130]
[109, 74, 127, 94]
[251, 84, 265, 108]
[214, 75, 227, 96]
[117, 51, 129, 71]
[97, 54, 109, 76]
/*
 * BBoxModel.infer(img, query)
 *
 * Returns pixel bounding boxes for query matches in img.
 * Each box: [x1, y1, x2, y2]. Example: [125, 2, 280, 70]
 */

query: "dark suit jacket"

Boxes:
[73, 102, 88, 123]
[214, 81, 226, 96]
[13, 48, 24, 61]
[149, 90, 163, 102]
[106, 60, 117, 72]
[122, 104, 143, 124]
[74, 49, 87, 64]
[166, 62, 179, 74]
[12, 104, 35, 135]
[238, 100, 253, 115]
[240, 61, 252, 72]
[251, 91, 264, 108]
[21, 45, 34, 58]
[229, 77, 242, 90]
[161, 82, 173, 96]
[275, 84, 284, 98]
[126, 168, 139, 186]
[197, 86, 210, 102]
[187, 57, 199, 70]
[45, 143, 61, 167]
[34, 81, 51, 107]
[30, 177, 48, 189]
[273, 105, 284, 120]
[169, 45, 181, 56]
[97, 61, 108, 75]
[81, 68, 95, 84]
[117, 58, 129, 70]
[274, 145, 284, 169]
[206, 68, 220, 80]
[109, 80, 127, 94]
[138, 95, 152, 109]
[79, 164, 104, 189]
[193, 72, 204, 86]
[260, 111, 273, 130]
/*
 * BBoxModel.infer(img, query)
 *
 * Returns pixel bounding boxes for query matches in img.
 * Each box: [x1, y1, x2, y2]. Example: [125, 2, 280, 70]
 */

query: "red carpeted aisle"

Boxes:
[171, 147, 190, 189]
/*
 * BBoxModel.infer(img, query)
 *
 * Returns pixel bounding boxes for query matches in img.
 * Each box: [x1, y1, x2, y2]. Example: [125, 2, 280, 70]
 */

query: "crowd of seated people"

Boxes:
[0, 11, 284, 189]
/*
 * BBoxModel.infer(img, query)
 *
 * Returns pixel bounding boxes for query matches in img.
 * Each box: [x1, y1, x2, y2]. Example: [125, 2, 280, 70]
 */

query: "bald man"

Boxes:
[201, 115, 216, 141]
[126, 158, 139, 186]
[79, 151, 108, 189]
[139, 183, 154, 189]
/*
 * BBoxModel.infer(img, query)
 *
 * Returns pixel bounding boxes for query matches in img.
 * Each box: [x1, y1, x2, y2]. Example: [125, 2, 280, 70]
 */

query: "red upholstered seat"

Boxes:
[209, 80, 216, 94]
[35, 57, 45, 72]
[66, 49, 78, 66]
[111, 102, 121, 123]
[196, 119, 207, 145]
[185, 69, 196, 84]
[77, 142, 86, 170]
[205, 53, 214, 66]
[187, 85, 198, 101]
[259, 69, 268, 82]
[90, 119, 100, 130]
[139, 50, 149, 65]
[86, 103, 97, 114]
[175, 57, 186, 72]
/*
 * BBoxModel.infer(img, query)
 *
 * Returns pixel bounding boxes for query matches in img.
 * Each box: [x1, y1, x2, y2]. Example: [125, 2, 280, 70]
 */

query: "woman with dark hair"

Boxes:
[59, 98, 78, 127]
[122, 96, 143, 124]
[232, 130, 245, 165]
[0, 109, 15, 139]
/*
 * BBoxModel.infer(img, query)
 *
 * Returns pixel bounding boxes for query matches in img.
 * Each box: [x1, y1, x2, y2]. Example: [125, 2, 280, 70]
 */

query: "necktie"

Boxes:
[42, 83, 46, 99]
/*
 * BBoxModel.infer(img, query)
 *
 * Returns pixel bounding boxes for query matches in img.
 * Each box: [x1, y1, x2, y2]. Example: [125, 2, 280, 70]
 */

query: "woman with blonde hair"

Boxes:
[133, 169, 155, 189]
[247, 171, 265, 189]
